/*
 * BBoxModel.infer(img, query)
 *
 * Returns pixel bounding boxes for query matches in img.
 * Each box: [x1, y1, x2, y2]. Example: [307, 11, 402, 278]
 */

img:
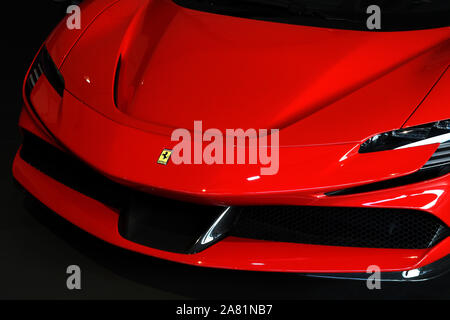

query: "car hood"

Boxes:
[60, 0, 450, 146]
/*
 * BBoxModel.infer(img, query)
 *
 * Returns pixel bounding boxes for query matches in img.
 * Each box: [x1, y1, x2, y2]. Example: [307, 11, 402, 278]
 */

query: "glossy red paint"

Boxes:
[13, 0, 450, 274]
[46, 0, 122, 68]
[10, 143, 441, 273]
[26, 78, 442, 200]
[405, 66, 450, 128]
[61, 0, 450, 145]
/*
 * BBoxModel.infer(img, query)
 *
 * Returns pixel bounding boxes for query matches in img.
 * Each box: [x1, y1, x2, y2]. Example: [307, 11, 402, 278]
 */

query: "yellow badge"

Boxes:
[157, 149, 172, 165]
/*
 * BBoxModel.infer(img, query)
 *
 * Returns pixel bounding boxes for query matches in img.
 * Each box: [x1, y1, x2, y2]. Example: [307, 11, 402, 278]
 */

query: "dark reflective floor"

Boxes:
[2, 1, 450, 300]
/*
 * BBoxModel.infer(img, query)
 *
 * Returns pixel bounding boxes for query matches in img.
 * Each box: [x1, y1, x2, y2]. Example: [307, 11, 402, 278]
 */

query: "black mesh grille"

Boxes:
[230, 206, 450, 249]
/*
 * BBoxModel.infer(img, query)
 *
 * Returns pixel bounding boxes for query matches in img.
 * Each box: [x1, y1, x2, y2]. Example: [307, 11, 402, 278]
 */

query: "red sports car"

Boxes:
[14, 0, 450, 281]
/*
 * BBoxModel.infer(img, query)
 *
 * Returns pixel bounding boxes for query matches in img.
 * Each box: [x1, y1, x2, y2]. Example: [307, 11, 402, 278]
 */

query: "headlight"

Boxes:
[26, 46, 65, 97]
[360, 120, 450, 153]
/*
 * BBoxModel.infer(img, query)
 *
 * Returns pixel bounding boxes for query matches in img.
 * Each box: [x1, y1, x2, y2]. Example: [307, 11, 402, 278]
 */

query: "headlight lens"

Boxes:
[26, 46, 65, 97]
[360, 120, 450, 153]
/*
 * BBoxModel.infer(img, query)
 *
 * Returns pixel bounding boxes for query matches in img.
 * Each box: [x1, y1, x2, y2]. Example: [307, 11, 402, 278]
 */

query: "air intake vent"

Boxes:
[327, 140, 450, 196]
[230, 206, 450, 249]
[422, 141, 450, 170]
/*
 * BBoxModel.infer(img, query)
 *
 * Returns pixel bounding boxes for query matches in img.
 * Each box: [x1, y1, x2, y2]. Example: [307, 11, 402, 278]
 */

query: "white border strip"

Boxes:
[395, 132, 450, 150]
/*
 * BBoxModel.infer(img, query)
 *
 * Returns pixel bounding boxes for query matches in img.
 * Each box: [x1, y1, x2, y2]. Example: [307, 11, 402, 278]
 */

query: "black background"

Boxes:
[2, 0, 450, 300]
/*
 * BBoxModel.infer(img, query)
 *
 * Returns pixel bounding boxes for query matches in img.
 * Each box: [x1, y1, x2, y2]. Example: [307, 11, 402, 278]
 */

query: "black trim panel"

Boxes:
[20, 131, 129, 209]
[305, 255, 450, 282]
[326, 165, 450, 196]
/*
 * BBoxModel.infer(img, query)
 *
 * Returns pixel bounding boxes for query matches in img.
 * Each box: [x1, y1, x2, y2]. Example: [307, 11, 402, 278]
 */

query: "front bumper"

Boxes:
[15, 69, 450, 279]
[13, 108, 450, 280]
[13, 171, 450, 282]
[13, 148, 450, 280]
